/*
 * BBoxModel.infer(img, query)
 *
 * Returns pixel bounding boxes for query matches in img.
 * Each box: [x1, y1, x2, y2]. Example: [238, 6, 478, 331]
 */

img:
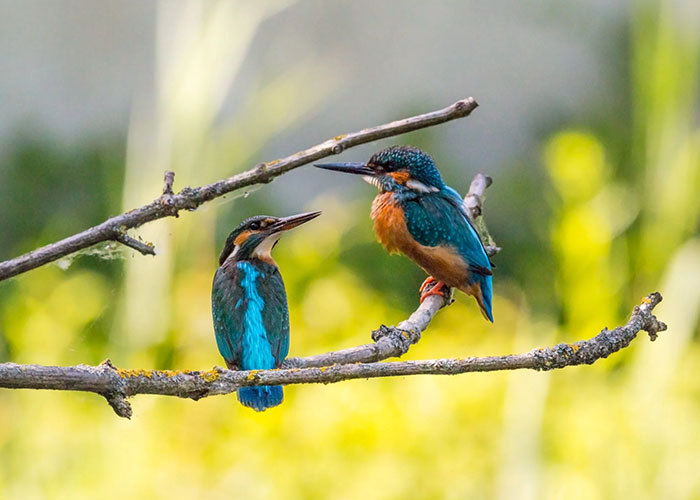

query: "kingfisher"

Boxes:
[211, 211, 321, 411]
[316, 146, 494, 322]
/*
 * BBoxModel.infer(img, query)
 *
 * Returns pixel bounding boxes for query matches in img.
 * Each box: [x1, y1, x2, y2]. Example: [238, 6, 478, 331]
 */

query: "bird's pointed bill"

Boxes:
[314, 162, 374, 176]
[272, 211, 322, 232]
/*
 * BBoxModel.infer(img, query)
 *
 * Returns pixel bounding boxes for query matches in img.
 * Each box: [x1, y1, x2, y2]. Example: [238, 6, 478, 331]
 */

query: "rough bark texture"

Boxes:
[0, 293, 666, 419]
[0, 98, 478, 281]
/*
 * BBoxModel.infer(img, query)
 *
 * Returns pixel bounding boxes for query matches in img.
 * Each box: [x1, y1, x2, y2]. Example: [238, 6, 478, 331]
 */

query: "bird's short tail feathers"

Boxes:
[464, 273, 494, 322]
[238, 385, 283, 411]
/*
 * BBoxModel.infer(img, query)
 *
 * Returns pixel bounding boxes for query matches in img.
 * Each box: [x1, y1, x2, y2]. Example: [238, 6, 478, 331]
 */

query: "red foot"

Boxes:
[419, 277, 449, 303]
[419, 276, 436, 294]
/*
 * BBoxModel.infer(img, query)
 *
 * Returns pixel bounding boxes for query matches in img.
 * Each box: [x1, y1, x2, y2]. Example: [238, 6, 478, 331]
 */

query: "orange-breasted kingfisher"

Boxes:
[316, 145, 494, 322]
[211, 211, 321, 411]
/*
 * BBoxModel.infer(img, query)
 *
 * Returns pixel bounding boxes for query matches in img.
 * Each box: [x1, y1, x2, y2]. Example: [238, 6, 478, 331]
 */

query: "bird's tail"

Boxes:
[238, 385, 283, 412]
[465, 273, 494, 322]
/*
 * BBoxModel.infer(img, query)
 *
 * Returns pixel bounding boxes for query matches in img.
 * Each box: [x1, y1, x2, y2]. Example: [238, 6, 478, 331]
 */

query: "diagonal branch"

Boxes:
[283, 294, 442, 368]
[284, 170, 497, 368]
[464, 173, 500, 256]
[0, 98, 479, 281]
[0, 293, 667, 418]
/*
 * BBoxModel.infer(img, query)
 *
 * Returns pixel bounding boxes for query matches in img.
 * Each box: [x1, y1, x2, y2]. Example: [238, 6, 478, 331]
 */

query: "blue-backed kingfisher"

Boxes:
[211, 211, 321, 411]
[316, 146, 494, 322]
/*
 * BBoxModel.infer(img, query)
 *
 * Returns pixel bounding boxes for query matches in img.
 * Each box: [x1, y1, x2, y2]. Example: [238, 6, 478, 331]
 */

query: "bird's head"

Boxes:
[315, 146, 445, 194]
[218, 211, 321, 266]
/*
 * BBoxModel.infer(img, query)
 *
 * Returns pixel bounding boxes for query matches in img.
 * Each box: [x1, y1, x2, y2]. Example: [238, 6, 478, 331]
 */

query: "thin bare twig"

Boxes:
[464, 173, 500, 256]
[0, 293, 667, 418]
[113, 230, 156, 256]
[0, 98, 479, 281]
[162, 170, 175, 197]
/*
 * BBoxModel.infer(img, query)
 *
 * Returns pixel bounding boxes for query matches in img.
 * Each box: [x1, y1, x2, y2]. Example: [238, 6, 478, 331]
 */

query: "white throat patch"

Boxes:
[362, 175, 383, 190]
[253, 233, 282, 260]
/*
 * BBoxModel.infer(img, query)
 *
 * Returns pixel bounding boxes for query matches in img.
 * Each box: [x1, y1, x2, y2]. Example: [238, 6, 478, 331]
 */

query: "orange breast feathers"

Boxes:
[370, 193, 470, 288]
[371, 193, 409, 254]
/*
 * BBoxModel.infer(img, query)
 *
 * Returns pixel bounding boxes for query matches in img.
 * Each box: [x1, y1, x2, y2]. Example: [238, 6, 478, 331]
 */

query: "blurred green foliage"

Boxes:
[1, 1, 700, 499]
[0, 137, 125, 260]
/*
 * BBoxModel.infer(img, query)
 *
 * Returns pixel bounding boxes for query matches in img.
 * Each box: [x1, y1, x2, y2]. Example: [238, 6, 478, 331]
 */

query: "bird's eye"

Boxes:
[249, 221, 261, 230]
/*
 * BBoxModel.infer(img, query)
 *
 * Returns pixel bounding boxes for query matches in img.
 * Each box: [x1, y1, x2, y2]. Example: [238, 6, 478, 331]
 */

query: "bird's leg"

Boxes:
[419, 276, 451, 303]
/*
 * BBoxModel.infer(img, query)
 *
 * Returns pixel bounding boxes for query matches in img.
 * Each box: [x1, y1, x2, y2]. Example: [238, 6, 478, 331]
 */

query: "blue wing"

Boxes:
[211, 260, 289, 370]
[401, 187, 492, 277]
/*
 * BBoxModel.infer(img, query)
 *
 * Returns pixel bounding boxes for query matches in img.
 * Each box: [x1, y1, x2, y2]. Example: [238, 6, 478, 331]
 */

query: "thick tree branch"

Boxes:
[0, 293, 667, 418]
[0, 98, 479, 281]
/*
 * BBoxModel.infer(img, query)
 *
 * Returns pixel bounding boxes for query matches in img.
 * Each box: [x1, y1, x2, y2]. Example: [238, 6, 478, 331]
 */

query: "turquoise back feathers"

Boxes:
[212, 259, 288, 411]
[211, 212, 319, 411]
[212, 260, 289, 371]
[315, 146, 494, 322]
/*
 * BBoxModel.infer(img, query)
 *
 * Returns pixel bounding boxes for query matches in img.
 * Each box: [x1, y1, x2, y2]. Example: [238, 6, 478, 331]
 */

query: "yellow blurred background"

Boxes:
[1, 1, 699, 499]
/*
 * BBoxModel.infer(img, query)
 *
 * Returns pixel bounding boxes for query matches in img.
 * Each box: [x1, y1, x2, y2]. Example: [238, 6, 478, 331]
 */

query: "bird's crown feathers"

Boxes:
[369, 146, 445, 189]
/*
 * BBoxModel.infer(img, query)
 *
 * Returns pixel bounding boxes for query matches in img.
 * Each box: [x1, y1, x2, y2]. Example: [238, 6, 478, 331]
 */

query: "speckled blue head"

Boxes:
[369, 146, 445, 188]
[315, 145, 446, 192]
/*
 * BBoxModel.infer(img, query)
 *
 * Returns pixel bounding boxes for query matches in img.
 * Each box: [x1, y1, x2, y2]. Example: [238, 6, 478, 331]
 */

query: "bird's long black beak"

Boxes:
[271, 211, 322, 232]
[314, 162, 374, 176]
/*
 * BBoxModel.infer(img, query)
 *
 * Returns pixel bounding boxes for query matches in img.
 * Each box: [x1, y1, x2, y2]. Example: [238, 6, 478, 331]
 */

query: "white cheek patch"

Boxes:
[406, 179, 439, 193]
